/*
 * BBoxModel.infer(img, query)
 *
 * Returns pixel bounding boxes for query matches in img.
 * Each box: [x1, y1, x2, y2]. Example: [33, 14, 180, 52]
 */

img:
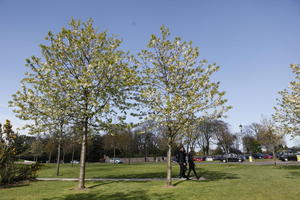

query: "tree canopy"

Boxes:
[274, 64, 300, 138]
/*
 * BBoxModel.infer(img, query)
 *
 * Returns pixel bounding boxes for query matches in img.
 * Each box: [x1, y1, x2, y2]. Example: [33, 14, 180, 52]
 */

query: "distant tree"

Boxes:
[214, 121, 235, 154]
[196, 119, 218, 155]
[274, 64, 300, 137]
[86, 134, 105, 162]
[257, 118, 283, 159]
[138, 26, 230, 186]
[242, 135, 261, 154]
[30, 139, 43, 162]
[44, 137, 56, 163]
[244, 123, 262, 137]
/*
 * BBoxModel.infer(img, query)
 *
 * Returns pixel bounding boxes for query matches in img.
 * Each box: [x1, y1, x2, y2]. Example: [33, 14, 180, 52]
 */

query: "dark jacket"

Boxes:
[176, 150, 187, 163]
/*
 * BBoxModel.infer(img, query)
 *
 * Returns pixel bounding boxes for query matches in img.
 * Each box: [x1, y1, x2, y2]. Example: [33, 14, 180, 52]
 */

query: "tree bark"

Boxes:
[78, 119, 88, 189]
[62, 148, 65, 164]
[166, 136, 172, 186]
[48, 151, 52, 163]
[113, 143, 116, 164]
[56, 140, 61, 176]
[273, 148, 277, 166]
[71, 144, 75, 167]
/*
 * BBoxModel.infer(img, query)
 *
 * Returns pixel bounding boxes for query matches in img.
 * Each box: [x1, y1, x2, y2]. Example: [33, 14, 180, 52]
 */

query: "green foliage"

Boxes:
[10, 18, 139, 188]
[242, 135, 261, 154]
[138, 25, 231, 139]
[274, 64, 300, 137]
[0, 163, 39, 185]
[137, 25, 231, 185]
[0, 120, 38, 185]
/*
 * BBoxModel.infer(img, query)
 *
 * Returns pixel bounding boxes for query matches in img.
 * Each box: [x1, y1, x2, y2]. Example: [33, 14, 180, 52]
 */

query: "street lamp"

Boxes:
[239, 125, 243, 153]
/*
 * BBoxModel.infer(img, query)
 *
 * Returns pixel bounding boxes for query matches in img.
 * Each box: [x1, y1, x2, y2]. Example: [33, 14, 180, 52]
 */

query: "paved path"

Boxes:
[36, 177, 206, 182]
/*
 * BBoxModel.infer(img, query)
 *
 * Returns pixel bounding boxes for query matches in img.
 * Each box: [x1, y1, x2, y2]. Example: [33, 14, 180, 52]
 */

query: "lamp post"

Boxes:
[239, 124, 243, 153]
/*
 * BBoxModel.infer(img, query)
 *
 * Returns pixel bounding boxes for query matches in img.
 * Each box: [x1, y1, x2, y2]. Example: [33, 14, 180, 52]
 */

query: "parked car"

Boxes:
[70, 160, 80, 164]
[278, 151, 299, 162]
[205, 156, 214, 161]
[252, 154, 264, 159]
[221, 153, 244, 163]
[213, 155, 223, 161]
[109, 158, 123, 164]
[193, 157, 204, 162]
[263, 154, 273, 159]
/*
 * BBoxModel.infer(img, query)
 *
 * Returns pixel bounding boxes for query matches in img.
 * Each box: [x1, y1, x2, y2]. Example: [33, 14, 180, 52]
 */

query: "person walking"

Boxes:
[176, 145, 187, 179]
[187, 150, 200, 180]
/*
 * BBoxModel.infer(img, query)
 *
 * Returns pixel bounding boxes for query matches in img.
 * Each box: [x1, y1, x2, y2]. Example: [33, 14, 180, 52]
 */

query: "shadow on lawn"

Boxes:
[92, 172, 167, 179]
[198, 168, 239, 181]
[41, 190, 174, 200]
[91, 168, 239, 181]
[276, 165, 300, 179]
[276, 165, 300, 170]
[287, 171, 300, 179]
[0, 182, 30, 190]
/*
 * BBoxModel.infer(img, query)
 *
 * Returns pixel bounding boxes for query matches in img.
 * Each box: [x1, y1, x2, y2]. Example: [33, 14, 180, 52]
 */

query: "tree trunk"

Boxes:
[56, 140, 61, 176]
[48, 151, 52, 163]
[166, 136, 172, 186]
[62, 148, 65, 164]
[113, 144, 116, 164]
[273, 148, 277, 166]
[78, 120, 88, 189]
[71, 145, 75, 167]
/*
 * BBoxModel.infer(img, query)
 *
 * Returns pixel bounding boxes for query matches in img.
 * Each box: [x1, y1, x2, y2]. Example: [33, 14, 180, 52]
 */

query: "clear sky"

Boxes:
[1, 0, 300, 145]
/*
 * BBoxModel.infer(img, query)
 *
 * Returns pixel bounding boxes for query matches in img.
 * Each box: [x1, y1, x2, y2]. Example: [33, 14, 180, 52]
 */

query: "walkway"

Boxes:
[36, 177, 206, 181]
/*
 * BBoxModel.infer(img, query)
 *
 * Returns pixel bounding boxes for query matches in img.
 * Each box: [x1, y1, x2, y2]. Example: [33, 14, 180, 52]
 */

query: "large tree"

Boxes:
[138, 26, 230, 186]
[274, 64, 300, 137]
[10, 19, 138, 189]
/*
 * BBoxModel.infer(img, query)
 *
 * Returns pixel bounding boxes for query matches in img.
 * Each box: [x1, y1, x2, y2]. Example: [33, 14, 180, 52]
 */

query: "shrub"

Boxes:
[0, 120, 39, 185]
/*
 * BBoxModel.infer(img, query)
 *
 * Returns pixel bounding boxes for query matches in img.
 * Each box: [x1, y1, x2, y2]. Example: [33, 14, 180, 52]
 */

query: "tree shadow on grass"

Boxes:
[172, 169, 239, 186]
[287, 171, 300, 179]
[0, 181, 30, 189]
[276, 165, 300, 170]
[92, 172, 167, 179]
[276, 165, 300, 179]
[197, 168, 239, 182]
[87, 181, 116, 189]
[41, 190, 174, 200]
[91, 168, 239, 182]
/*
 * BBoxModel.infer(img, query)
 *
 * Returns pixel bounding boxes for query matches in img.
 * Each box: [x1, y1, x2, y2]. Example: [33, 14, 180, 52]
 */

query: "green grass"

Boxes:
[38, 163, 171, 178]
[1, 163, 300, 200]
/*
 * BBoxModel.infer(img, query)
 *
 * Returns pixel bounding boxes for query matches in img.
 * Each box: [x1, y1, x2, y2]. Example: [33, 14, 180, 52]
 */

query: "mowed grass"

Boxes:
[1, 163, 300, 200]
[37, 162, 170, 178]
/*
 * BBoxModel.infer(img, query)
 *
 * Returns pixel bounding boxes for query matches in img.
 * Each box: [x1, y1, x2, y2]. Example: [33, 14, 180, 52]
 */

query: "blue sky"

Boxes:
[1, 0, 300, 145]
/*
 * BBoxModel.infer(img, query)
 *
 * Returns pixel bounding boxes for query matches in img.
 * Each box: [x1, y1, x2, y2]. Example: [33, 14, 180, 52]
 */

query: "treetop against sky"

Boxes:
[1, 0, 300, 145]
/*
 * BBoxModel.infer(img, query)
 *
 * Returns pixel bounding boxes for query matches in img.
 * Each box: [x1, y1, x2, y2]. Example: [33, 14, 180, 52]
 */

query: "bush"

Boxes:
[0, 120, 40, 185]
[0, 162, 39, 185]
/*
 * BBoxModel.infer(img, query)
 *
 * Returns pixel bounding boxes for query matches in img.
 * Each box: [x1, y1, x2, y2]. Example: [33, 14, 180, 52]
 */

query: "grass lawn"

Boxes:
[37, 162, 169, 178]
[1, 163, 300, 200]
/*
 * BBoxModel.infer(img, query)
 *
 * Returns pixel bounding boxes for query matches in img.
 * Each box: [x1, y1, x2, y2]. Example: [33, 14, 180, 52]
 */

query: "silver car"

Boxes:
[109, 158, 123, 164]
